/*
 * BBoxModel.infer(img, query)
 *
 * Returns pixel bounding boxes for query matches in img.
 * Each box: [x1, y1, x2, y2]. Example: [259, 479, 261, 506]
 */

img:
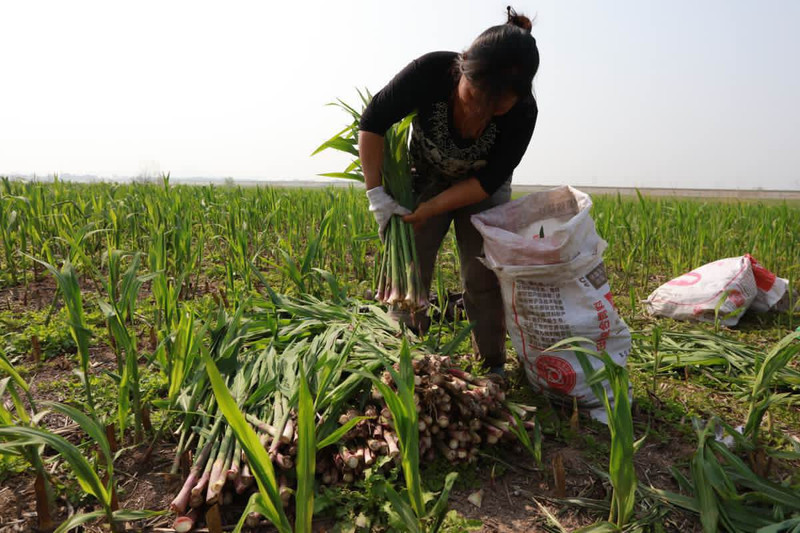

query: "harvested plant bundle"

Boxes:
[374, 114, 426, 313]
[313, 91, 426, 313]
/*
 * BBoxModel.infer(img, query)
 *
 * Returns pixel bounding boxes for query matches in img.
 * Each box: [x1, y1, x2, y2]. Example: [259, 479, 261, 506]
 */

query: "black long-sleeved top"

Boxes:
[360, 51, 537, 199]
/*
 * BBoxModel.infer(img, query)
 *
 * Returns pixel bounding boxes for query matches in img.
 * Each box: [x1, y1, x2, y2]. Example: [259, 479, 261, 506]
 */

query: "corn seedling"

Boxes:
[743, 330, 800, 450]
[669, 416, 800, 533]
[0, 401, 163, 532]
[29, 256, 96, 413]
[549, 337, 638, 530]
[357, 341, 459, 532]
[0, 353, 56, 531]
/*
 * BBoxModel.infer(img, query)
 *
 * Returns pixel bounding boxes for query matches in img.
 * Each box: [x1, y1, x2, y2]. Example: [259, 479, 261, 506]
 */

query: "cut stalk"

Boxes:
[170, 438, 215, 514]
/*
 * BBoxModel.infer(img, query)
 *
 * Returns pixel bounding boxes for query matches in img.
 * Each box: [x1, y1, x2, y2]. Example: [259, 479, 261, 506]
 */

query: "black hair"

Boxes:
[457, 6, 539, 100]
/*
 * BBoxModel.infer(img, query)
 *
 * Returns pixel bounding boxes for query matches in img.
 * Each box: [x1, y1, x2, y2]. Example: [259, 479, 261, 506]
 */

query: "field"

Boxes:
[0, 176, 798, 532]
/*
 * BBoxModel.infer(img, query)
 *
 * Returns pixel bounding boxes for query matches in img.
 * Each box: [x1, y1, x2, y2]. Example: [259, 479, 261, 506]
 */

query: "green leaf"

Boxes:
[42, 402, 113, 475]
[316, 137, 358, 157]
[309, 128, 354, 156]
[756, 518, 800, 533]
[508, 410, 540, 465]
[691, 422, 720, 533]
[204, 353, 291, 533]
[317, 416, 371, 450]
[234, 492, 269, 533]
[0, 426, 109, 506]
[52, 510, 105, 533]
[295, 363, 316, 533]
[0, 352, 29, 392]
[428, 472, 458, 532]
[572, 522, 620, 533]
[640, 485, 699, 513]
[439, 322, 474, 356]
[379, 481, 422, 533]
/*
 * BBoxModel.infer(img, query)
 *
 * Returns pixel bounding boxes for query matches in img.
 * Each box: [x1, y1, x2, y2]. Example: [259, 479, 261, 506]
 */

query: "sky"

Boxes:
[1, 1, 798, 190]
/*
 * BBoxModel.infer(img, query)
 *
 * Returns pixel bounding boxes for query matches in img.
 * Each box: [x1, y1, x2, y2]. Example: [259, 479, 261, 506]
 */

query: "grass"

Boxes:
[0, 176, 798, 531]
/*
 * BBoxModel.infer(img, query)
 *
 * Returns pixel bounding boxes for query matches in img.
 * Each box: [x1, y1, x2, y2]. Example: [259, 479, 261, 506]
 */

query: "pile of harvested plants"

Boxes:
[167, 293, 537, 531]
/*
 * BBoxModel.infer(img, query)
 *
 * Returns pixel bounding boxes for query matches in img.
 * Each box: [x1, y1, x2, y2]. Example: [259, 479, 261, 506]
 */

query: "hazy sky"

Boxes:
[1, 1, 798, 190]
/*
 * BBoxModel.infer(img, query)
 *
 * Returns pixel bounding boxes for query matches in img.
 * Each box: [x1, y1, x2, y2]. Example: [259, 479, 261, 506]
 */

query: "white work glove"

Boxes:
[367, 186, 411, 239]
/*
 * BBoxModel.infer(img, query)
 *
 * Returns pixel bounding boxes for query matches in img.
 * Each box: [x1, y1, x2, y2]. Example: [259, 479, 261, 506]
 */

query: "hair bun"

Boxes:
[506, 6, 532, 32]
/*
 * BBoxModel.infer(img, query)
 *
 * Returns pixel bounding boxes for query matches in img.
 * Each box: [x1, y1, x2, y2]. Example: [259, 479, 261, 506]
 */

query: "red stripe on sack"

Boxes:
[745, 254, 776, 292]
[511, 280, 528, 360]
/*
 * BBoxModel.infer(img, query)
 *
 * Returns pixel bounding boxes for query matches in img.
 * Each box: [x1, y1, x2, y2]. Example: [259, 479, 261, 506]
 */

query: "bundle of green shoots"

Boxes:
[312, 91, 426, 314]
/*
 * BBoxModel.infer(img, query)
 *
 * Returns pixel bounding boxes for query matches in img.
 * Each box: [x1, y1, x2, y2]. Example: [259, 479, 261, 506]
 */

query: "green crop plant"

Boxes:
[99, 298, 144, 442]
[0, 352, 56, 531]
[625, 331, 800, 532]
[148, 230, 182, 331]
[0, 193, 21, 284]
[357, 341, 458, 532]
[30, 257, 96, 413]
[101, 249, 156, 442]
[665, 417, 800, 533]
[223, 204, 255, 302]
[548, 337, 639, 531]
[743, 330, 800, 449]
[629, 329, 800, 393]
[4, 178, 793, 320]
[0, 401, 163, 532]
[271, 209, 333, 296]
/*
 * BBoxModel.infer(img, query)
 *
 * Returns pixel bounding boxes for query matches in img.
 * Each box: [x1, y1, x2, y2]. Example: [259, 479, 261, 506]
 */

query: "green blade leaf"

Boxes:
[204, 353, 291, 533]
[317, 416, 371, 450]
[42, 401, 113, 474]
[0, 426, 109, 505]
[53, 510, 105, 533]
[295, 363, 316, 533]
[380, 481, 422, 533]
[428, 472, 459, 532]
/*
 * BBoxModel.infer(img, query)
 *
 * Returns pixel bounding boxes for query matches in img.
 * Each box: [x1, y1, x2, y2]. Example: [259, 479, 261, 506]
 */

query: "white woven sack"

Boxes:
[644, 255, 789, 324]
[472, 186, 631, 423]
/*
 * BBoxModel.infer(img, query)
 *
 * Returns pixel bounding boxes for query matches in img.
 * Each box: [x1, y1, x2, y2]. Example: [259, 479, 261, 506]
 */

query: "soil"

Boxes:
[445, 435, 702, 533]
[0, 275, 60, 313]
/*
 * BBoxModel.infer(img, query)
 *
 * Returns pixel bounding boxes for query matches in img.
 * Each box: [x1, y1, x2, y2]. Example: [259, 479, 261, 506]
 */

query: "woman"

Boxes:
[359, 7, 539, 375]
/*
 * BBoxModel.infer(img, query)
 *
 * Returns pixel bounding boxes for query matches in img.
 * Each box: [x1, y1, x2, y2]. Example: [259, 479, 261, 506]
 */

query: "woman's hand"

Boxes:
[403, 178, 489, 231]
[402, 201, 439, 232]
[367, 186, 411, 239]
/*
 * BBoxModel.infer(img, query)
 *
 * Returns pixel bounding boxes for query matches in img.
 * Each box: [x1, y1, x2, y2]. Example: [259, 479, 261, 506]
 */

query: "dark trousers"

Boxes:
[400, 180, 511, 368]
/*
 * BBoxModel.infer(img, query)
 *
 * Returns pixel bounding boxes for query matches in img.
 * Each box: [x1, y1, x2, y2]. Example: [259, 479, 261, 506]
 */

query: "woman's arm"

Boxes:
[403, 177, 488, 231]
[359, 130, 384, 190]
[359, 53, 452, 190]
